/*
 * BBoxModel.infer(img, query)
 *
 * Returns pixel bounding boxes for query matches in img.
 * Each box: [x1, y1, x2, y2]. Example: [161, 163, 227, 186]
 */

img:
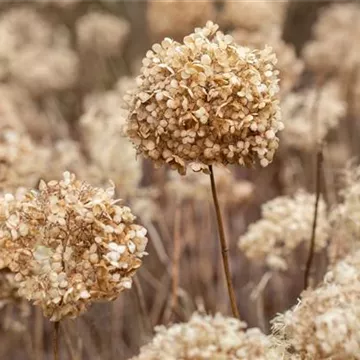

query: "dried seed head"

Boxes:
[131, 312, 282, 359]
[232, 28, 303, 95]
[76, 12, 129, 56]
[147, 0, 216, 42]
[219, 1, 288, 32]
[238, 190, 329, 271]
[0, 172, 148, 321]
[126, 22, 282, 174]
[272, 251, 360, 359]
[281, 81, 345, 152]
[80, 77, 142, 196]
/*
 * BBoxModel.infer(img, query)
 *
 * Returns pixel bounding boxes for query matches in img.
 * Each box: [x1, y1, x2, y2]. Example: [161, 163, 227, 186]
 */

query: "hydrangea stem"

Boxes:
[209, 165, 240, 318]
[53, 321, 60, 360]
[304, 146, 323, 289]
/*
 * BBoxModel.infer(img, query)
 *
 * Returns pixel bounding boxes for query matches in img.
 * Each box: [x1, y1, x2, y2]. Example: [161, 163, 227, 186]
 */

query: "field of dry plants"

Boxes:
[0, 0, 360, 359]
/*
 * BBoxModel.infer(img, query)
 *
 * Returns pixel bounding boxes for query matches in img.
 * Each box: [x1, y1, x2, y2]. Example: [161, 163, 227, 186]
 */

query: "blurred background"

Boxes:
[0, 0, 359, 359]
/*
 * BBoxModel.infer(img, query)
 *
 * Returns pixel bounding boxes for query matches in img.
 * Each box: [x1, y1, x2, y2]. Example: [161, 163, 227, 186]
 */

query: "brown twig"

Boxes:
[304, 146, 323, 289]
[34, 308, 44, 360]
[164, 202, 182, 322]
[134, 277, 152, 336]
[209, 165, 240, 318]
[53, 321, 60, 360]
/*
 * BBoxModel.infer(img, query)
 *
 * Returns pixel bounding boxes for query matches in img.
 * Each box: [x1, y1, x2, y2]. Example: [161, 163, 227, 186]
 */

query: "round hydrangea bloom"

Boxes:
[0, 172, 148, 321]
[272, 282, 360, 359]
[238, 190, 329, 271]
[131, 312, 281, 360]
[76, 12, 129, 56]
[126, 21, 282, 174]
[147, 0, 216, 42]
[232, 28, 303, 95]
[80, 77, 141, 196]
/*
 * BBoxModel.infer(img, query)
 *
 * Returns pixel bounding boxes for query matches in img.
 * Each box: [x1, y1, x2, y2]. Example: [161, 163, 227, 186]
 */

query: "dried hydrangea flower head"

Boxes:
[238, 190, 329, 271]
[9, 46, 79, 96]
[147, 0, 216, 42]
[325, 249, 360, 286]
[272, 261, 360, 359]
[0, 128, 50, 192]
[76, 12, 130, 56]
[303, 3, 360, 78]
[126, 22, 282, 175]
[232, 28, 303, 95]
[281, 81, 345, 152]
[0, 172, 148, 321]
[131, 312, 282, 360]
[219, 1, 288, 32]
[80, 77, 141, 196]
[0, 6, 78, 96]
[166, 166, 254, 205]
[0, 85, 51, 140]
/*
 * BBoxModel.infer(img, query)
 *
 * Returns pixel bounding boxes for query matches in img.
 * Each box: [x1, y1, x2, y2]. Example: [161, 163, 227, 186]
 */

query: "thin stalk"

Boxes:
[53, 321, 60, 360]
[304, 146, 323, 289]
[209, 165, 240, 318]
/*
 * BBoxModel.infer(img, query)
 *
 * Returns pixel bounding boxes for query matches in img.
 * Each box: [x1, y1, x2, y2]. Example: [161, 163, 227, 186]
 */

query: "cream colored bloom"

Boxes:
[126, 22, 282, 174]
[147, 0, 216, 41]
[238, 190, 329, 271]
[281, 81, 345, 151]
[80, 77, 141, 196]
[0, 172, 148, 321]
[131, 312, 282, 360]
[272, 252, 360, 359]
[76, 12, 129, 56]
[232, 28, 303, 95]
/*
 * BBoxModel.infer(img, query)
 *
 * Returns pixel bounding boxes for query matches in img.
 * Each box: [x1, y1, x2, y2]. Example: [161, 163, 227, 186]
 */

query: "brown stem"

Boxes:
[53, 321, 60, 360]
[209, 165, 240, 318]
[304, 146, 323, 289]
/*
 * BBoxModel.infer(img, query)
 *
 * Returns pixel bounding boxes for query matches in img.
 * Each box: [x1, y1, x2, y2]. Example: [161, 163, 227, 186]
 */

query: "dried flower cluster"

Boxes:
[126, 21, 282, 175]
[281, 81, 345, 151]
[166, 166, 254, 205]
[76, 12, 130, 56]
[232, 28, 303, 95]
[238, 190, 329, 271]
[303, 3, 360, 78]
[0, 172, 148, 321]
[147, 0, 216, 41]
[272, 252, 360, 359]
[80, 78, 141, 196]
[0, 7, 78, 96]
[0, 128, 50, 192]
[131, 312, 281, 360]
[219, 1, 288, 32]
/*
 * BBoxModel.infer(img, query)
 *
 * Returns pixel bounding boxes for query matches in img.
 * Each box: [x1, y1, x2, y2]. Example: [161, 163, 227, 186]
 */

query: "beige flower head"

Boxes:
[272, 263, 360, 359]
[238, 190, 329, 271]
[131, 312, 282, 360]
[126, 21, 282, 175]
[0, 172, 148, 321]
